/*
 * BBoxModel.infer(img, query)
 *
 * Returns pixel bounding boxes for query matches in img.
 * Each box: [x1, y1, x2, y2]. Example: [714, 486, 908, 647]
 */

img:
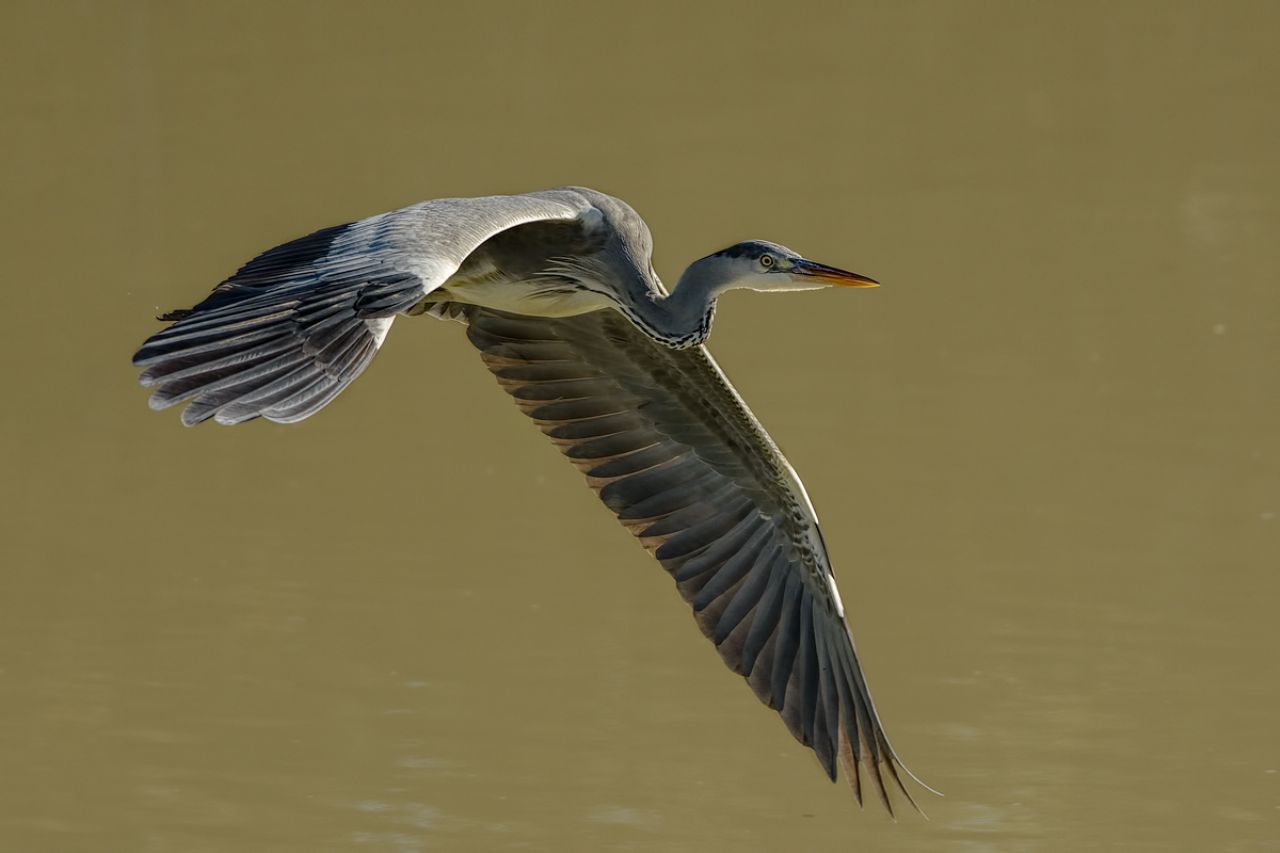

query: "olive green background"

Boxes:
[2, 2, 1276, 851]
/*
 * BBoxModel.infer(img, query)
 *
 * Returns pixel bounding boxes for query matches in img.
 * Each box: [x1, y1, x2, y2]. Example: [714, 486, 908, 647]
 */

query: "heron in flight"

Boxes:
[132, 187, 926, 813]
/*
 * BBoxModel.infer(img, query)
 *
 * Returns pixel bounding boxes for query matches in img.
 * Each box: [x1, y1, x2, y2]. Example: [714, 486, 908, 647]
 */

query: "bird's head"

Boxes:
[701, 240, 879, 293]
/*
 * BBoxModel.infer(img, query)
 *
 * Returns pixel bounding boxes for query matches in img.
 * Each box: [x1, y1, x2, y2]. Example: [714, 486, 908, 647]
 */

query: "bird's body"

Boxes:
[132, 186, 926, 813]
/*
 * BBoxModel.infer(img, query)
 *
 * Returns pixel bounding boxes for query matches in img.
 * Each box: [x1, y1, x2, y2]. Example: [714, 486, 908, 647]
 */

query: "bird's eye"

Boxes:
[760, 254, 774, 268]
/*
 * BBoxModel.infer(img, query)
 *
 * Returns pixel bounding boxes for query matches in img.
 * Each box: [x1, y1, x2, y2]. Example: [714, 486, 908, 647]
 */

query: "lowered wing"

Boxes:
[462, 305, 920, 812]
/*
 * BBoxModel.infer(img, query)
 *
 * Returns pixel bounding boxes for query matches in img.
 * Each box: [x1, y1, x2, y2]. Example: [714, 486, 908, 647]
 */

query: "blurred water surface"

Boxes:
[1, 2, 1277, 851]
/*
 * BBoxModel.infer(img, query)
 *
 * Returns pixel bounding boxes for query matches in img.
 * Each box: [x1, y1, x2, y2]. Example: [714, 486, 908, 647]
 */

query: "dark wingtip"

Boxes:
[871, 759, 896, 819]
[882, 751, 927, 817]
[158, 308, 194, 322]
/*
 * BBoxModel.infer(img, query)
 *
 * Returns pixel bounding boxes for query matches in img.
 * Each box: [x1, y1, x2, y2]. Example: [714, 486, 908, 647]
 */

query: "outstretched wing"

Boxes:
[132, 191, 592, 425]
[461, 306, 921, 813]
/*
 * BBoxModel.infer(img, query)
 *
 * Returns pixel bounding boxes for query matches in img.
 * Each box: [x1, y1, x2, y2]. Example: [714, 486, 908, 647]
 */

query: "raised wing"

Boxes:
[461, 306, 920, 813]
[132, 191, 592, 425]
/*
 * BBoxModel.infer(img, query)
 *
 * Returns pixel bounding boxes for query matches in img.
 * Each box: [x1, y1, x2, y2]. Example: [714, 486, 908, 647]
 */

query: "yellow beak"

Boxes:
[792, 258, 879, 287]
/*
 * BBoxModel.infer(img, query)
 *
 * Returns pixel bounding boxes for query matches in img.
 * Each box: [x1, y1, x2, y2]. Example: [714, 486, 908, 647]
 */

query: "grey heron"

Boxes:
[132, 186, 928, 813]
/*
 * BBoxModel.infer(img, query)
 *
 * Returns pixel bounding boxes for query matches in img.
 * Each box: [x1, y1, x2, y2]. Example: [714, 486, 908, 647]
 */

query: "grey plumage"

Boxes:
[131, 186, 925, 813]
[135, 190, 591, 425]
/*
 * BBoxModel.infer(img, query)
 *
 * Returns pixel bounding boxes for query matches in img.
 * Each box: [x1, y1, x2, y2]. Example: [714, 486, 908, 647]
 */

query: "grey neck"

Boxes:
[613, 257, 732, 349]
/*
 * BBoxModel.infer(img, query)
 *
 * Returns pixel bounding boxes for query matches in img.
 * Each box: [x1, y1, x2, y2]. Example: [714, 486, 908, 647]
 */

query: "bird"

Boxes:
[131, 186, 929, 814]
